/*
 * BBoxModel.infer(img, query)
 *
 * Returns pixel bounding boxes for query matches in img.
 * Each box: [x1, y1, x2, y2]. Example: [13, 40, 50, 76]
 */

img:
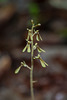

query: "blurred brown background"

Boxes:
[0, 0, 67, 100]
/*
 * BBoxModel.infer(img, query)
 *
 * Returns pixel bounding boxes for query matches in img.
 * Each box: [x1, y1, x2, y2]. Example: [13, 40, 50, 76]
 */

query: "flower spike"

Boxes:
[15, 20, 48, 100]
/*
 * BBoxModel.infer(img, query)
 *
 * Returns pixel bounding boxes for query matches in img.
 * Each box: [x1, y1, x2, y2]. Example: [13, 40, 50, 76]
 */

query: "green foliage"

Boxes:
[0, 0, 8, 2]
[59, 29, 67, 37]
[28, 2, 40, 24]
[29, 2, 40, 16]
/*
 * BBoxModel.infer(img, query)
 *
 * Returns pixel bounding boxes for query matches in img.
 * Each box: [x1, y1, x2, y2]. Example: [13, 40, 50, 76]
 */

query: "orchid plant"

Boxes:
[15, 20, 48, 100]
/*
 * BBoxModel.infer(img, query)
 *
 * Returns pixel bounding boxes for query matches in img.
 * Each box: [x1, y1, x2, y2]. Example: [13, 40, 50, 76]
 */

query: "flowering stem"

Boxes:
[30, 25, 34, 100]
[15, 20, 48, 100]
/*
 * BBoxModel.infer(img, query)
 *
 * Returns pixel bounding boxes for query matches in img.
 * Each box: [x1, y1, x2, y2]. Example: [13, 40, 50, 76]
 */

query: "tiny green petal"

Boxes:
[15, 66, 21, 74]
[36, 34, 39, 41]
[22, 45, 27, 52]
[37, 47, 45, 53]
[30, 34, 33, 40]
[44, 62, 48, 66]
[27, 44, 31, 53]
[38, 23, 41, 26]
[33, 45, 36, 50]
[23, 61, 27, 67]
[38, 54, 40, 58]
[39, 58, 48, 67]
[33, 43, 37, 50]
[26, 34, 29, 41]
[27, 28, 31, 31]
[21, 61, 27, 67]
[34, 54, 40, 59]
[40, 60, 46, 67]
[34, 23, 41, 27]
[35, 30, 39, 34]
[35, 43, 38, 46]
[37, 48, 41, 53]
[40, 48, 45, 52]
[33, 56, 38, 59]
[39, 34, 42, 41]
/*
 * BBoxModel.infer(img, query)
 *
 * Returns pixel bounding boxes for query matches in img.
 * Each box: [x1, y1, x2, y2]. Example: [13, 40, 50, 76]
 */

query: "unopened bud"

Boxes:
[38, 23, 41, 26]
[31, 20, 34, 23]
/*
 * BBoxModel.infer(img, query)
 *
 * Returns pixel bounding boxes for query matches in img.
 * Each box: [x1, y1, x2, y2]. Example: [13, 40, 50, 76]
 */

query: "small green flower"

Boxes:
[26, 34, 29, 41]
[39, 58, 48, 67]
[34, 54, 48, 67]
[39, 34, 42, 41]
[33, 54, 40, 59]
[36, 33, 42, 41]
[33, 43, 45, 53]
[33, 43, 37, 50]
[37, 46, 45, 53]
[22, 42, 31, 53]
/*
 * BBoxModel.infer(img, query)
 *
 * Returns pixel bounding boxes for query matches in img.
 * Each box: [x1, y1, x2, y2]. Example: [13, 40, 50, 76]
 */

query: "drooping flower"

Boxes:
[34, 54, 48, 67]
[33, 43, 45, 53]
[15, 61, 29, 74]
[33, 54, 40, 59]
[37, 46, 45, 53]
[22, 42, 31, 53]
[33, 43, 37, 50]
[36, 33, 42, 41]
[39, 57, 48, 67]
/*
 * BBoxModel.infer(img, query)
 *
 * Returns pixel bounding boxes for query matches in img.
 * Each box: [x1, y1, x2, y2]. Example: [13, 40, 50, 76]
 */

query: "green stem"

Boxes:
[30, 26, 34, 100]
